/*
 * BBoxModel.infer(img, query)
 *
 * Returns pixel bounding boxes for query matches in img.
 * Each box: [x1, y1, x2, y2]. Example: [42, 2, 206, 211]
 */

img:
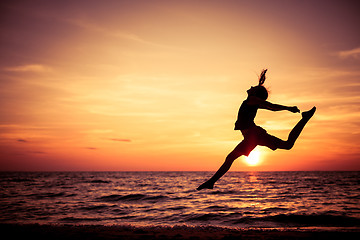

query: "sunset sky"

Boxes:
[1, 0, 359, 171]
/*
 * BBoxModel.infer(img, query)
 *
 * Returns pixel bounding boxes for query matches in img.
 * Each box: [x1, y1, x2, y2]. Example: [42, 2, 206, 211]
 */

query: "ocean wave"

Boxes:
[186, 213, 224, 222]
[97, 194, 144, 202]
[28, 192, 70, 199]
[79, 205, 109, 211]
[88, 180, 111, 184]
[144, 195, 169, 202]
[59, 217, 102, 223]
[8, 178, 34, 183]
[261, 207, 289, 213]
[166, 206, 187, 211]
[205, 205, 231, 211]
[209, 190, 237, 195]
[97, 194, 169, 202]
[204, 205, 240, 212]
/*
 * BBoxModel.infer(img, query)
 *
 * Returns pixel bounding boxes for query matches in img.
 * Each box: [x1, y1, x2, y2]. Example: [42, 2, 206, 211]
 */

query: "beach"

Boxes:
[1, 224, 359, 240]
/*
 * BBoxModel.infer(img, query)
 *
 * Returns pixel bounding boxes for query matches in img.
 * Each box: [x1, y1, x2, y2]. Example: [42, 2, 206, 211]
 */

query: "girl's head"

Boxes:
[247, 69, 268, 100]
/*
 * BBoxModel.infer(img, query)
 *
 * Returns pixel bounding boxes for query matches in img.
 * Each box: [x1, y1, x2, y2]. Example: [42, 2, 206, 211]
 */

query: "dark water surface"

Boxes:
[0, 171, 359, 230]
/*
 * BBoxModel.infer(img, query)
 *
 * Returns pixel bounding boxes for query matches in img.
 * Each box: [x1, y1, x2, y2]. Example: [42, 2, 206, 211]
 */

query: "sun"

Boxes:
[245, 148, 261, 166]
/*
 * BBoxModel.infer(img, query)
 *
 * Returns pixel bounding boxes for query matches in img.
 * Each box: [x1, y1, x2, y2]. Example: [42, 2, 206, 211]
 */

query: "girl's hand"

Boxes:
[289, 106, 300, 113]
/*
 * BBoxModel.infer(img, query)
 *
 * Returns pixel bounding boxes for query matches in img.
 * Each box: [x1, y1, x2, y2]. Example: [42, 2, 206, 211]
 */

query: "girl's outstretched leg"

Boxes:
[197, 141, 255, 190]
[279, 106, 316, 150]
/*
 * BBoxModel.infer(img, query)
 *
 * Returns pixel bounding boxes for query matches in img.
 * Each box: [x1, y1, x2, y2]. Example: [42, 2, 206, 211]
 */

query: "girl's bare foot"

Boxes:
[302, 107, 316, 120]
[197, 181, 214, 190]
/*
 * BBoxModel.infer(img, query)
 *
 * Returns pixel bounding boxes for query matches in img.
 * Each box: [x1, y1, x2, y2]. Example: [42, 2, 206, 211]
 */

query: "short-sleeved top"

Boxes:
[234, 99, 259, 130]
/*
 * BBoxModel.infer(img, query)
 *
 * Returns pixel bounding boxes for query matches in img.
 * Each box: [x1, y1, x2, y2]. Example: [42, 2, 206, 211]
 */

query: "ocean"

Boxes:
[0, 171, 359, 230]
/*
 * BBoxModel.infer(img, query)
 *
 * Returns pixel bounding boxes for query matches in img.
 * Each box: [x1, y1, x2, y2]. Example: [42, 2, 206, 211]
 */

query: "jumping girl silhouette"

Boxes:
[197, 69, 316, 190]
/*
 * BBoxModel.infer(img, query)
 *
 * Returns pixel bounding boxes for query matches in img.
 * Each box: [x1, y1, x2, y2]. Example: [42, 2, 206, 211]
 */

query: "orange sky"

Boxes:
[0, 0, 359, 171]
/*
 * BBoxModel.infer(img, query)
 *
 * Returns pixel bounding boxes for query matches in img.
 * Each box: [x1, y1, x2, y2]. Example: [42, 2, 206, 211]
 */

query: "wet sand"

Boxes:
[1, 224, 359, 240]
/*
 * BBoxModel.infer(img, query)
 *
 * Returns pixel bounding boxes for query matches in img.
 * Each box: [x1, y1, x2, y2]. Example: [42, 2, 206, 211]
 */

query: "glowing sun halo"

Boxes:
[245, 149, 261, 166]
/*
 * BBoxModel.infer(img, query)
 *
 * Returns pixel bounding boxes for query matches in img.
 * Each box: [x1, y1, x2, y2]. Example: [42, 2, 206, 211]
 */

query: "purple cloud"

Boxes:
[85, 147, 97, 150]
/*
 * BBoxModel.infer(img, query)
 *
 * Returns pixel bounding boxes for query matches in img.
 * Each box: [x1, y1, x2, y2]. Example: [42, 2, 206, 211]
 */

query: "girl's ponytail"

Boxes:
[259, 69, 267, 86]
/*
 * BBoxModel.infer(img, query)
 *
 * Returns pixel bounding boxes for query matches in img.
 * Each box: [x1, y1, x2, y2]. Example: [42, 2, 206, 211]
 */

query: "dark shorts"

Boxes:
[238, 126, 282, 156]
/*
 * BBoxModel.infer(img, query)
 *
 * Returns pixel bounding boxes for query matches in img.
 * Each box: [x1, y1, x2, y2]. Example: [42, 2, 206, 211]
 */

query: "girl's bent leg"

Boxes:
[278, 107, 316, 150]
[197, 140, 255, 190]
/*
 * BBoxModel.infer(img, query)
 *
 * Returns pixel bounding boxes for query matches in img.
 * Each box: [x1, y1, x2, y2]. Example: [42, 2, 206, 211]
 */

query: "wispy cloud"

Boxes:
[4, 64, 52, 73]
[109, 138, 131, 143]
[29, 151, 46, 154]
[66, 18, 177, 49]
[336, 47, 360, 59]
